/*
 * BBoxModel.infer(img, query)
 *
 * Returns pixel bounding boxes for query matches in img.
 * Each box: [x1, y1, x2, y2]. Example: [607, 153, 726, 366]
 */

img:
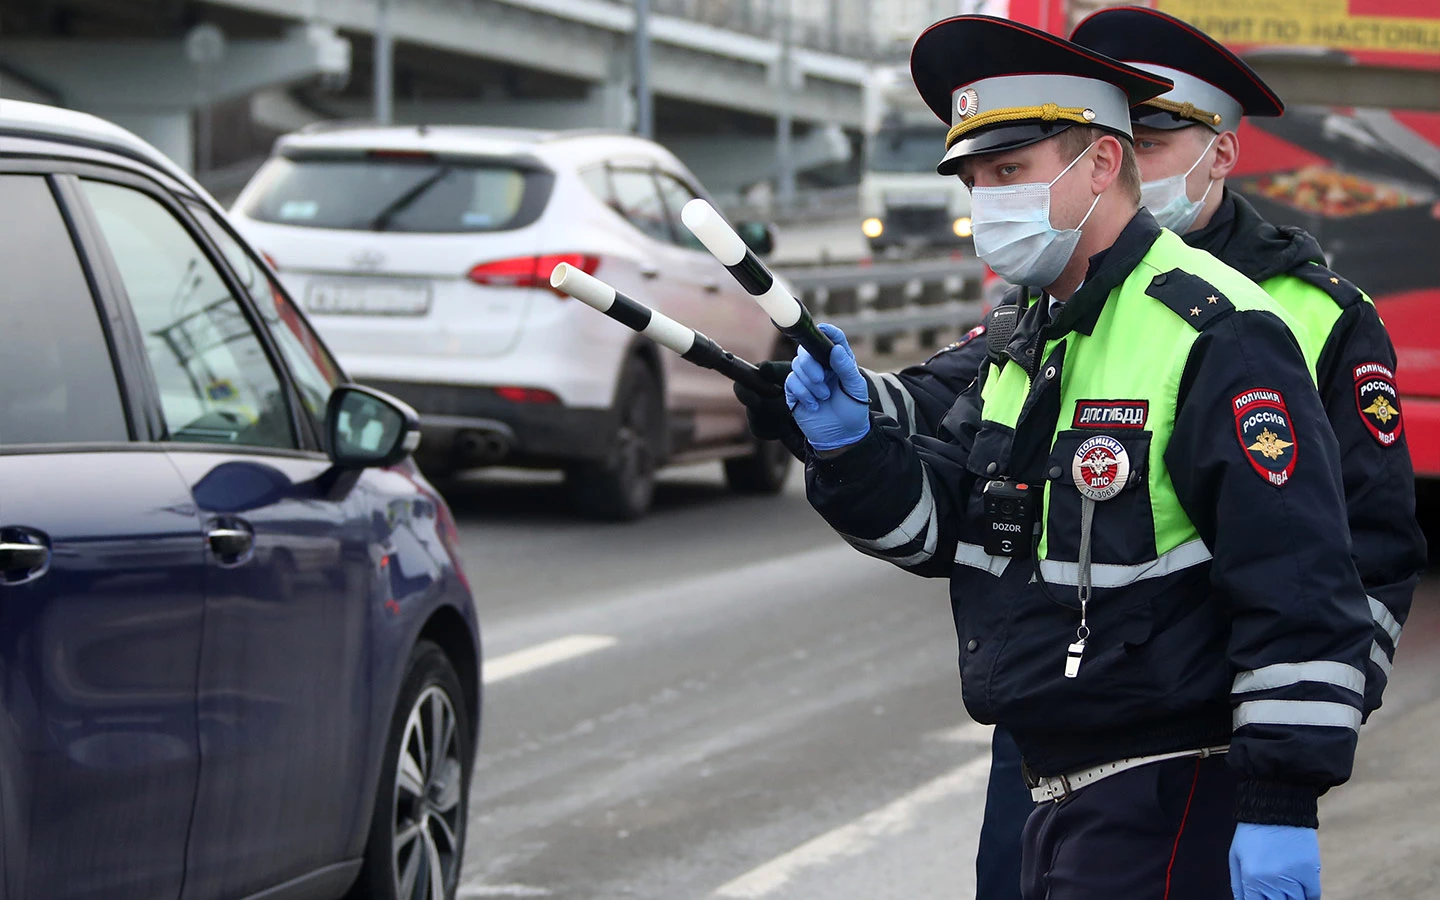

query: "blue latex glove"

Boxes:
[1229, 824, 1321, 900]
[784, 323, 870, 451]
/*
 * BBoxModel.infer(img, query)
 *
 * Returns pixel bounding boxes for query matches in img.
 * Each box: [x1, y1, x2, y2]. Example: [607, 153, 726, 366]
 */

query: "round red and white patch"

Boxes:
[1072, 435, 1130, 502]
[955, 88, 980, 120]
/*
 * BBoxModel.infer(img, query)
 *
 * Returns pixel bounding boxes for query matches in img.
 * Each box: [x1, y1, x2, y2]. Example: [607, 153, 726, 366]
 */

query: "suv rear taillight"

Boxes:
[494, 387, 559, 404]
[467, 254, 600, 290]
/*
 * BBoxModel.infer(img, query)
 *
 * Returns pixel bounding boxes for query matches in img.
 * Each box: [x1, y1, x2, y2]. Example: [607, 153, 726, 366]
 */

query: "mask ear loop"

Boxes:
[1185, 133, 1221, 207]
[1050, 139, 1104, 232]
[1047, 139, 1100, 188]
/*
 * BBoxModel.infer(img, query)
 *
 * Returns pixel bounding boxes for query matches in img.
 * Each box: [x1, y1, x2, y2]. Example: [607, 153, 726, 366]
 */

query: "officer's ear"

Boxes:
[1088, 134, 1126, 197]
[1209, 130, 1240, 182]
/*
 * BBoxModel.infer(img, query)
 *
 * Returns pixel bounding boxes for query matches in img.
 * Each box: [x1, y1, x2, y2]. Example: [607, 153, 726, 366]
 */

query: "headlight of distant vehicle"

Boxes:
[862, 217, 884, 239]
[952, 216, 973, 238]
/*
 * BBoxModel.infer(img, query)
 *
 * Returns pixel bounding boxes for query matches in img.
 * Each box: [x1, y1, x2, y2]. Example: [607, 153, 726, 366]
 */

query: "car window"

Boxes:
[240, 155, 554, 233]
[81, 180, 297, 449]
[579, 166, 611, 206]
[654, 173, 707, 252]
[0, 175, 129, 445]
[608, 169, 673, 243]
[191, 205, 344, 429]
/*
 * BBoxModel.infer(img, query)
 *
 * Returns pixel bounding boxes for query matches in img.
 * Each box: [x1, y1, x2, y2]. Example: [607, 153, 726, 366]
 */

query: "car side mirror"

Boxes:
[325, 385, 421, 469]
[735, 220, 776, 257]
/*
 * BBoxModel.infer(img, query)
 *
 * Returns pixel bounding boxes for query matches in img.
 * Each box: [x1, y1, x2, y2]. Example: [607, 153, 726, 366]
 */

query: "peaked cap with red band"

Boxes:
[910, 15, 1172, 175]
[1070, 6, 1284, 132]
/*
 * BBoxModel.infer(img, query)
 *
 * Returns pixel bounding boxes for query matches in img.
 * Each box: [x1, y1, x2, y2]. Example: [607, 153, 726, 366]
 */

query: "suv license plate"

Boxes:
[305, 281, 432, 316]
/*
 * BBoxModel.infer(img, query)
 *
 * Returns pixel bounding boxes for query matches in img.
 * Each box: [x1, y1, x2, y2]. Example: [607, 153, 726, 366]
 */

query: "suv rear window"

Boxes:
[240, 153, 554, 233]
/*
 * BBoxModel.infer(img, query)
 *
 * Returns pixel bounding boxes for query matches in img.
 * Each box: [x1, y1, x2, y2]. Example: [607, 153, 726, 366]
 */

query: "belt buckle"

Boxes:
[1052, 773, 1072, 801]
[1035, 773, 1071, 803]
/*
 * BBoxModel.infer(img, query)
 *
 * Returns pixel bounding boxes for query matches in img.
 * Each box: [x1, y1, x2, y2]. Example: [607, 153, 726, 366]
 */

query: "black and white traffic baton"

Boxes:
[550, 263, 781, 398]
[680, 200, 864, 402]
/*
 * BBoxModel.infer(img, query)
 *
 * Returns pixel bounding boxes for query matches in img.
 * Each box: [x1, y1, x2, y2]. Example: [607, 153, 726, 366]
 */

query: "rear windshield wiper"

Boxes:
[366, 165, 453, 231]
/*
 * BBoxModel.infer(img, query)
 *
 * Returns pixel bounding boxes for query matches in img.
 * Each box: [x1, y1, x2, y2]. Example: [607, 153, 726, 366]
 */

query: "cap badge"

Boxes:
[956, 88, 980, 120]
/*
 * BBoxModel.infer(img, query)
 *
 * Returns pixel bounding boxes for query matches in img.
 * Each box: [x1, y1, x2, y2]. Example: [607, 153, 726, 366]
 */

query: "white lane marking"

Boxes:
[712, 755, 992, 898]
[483, 634, 617, 685]
[459, 885, 553, 898]
[931, 720, 995, 745]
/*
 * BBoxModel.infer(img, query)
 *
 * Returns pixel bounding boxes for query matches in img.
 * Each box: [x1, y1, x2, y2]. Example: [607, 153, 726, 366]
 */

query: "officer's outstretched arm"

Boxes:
[738, 326, 990, 458]
[803, 387, 981, 580]
[1166, 308, 1372, 829]
[857, 325, 991, 439]
[1315, 297, 1426, 718]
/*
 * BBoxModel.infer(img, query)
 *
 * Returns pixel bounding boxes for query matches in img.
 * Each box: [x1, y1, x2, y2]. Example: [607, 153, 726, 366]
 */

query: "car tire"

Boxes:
[723, 436, 792, 495]
[349, 641, 472, 900]
[566, 357, 662, 521]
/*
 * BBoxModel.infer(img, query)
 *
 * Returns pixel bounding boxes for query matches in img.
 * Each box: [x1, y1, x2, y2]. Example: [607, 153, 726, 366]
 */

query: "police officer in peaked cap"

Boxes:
[1070, 3, 1425, 725]
[774, 16, 1373, 899]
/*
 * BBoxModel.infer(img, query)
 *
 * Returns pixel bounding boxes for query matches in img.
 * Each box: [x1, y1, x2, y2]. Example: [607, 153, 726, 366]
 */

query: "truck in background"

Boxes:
[858, 65, 972, 257]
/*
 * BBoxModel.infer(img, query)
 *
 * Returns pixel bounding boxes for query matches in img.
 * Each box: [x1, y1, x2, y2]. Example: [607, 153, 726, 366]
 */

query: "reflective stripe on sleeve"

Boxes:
[840, 469, 934, 552]
[886, 511, 939, 567]
[876, 372, 919, 436]
[1370, 641, 1394, 679]
[1232, 660, 1365, 697]
[1369, 595, 1402, 647]
[1037, 539, 1211, 588]
[861, 369, 900, 429]
[1233, 699, 1362, 732]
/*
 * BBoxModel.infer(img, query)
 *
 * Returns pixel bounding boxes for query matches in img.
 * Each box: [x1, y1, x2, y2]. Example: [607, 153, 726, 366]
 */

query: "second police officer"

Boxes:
[779, 15, 1374, 900]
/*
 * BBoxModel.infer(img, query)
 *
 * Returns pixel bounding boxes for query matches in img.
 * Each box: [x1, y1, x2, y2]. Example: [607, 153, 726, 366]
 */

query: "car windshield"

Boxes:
[240, 154, 553, 233]
[867, 126, 946, 174]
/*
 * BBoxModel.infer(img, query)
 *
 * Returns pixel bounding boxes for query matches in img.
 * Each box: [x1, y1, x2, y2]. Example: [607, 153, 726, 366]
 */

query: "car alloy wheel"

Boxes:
[392, 685, 464, 900]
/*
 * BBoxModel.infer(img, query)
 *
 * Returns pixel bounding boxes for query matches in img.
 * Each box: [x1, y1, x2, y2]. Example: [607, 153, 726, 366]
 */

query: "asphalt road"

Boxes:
[446, 463, 1440, 900]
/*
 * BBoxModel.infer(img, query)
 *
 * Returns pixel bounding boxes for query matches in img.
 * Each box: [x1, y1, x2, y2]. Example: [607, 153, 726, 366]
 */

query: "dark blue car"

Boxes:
[0, 101, 481, 900]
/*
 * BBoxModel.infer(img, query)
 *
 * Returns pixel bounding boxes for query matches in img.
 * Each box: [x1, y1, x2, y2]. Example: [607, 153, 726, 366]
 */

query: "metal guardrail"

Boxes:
[719, 185, 862, 227]
[776, 257, 987, 355]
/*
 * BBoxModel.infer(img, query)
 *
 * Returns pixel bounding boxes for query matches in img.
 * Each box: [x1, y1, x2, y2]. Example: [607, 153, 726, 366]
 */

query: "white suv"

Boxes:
[232, 125, 791, 519]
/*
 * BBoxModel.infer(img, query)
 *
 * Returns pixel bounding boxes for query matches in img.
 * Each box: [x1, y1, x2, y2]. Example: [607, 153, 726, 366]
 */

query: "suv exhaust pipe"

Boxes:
[455, 429, 511, 465]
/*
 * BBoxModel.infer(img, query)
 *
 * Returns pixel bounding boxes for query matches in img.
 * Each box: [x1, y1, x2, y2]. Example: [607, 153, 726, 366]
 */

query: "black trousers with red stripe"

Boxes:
[1020, 755, 1237, 900]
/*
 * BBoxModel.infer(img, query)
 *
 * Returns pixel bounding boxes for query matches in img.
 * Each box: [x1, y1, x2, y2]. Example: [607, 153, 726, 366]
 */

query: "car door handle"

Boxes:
[208, 528, 254, 559]
[0, 541, 49, 575]
[640, 265, 660, 280]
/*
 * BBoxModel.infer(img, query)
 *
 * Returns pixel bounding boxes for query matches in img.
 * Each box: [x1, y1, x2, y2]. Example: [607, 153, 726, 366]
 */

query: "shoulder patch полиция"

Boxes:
[1354, 361, 1404, 447]
[1233, 388, 1297, 487]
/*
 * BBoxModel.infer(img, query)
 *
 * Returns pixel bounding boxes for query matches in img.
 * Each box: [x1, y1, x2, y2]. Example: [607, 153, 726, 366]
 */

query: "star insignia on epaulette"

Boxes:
[1207, 295, 1218, 303]
[1330, 277, 1340, 284]
[1190, 306, 1202, 316]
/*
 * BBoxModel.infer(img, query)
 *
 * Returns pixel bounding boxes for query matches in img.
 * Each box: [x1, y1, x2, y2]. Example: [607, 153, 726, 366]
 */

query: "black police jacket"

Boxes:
[807, 211, 1372, 828]
[1190, 190, 1425, 716]
[871, 190, 1424, 719]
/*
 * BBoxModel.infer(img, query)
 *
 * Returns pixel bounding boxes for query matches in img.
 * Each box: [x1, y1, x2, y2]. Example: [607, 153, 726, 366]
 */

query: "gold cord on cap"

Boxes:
[946, 104, 1096, 150]
[1143, 97, 1223, 127]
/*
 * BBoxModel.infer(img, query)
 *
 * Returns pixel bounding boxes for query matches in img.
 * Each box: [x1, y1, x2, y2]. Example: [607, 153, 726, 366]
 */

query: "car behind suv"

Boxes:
[231, 126, 792, 519]
[0, 101, 480, 900]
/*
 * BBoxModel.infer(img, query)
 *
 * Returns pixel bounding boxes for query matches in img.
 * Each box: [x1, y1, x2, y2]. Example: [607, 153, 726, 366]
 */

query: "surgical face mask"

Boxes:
[970, 142, 1103, 288]
[1140, 134, 1219, 234]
